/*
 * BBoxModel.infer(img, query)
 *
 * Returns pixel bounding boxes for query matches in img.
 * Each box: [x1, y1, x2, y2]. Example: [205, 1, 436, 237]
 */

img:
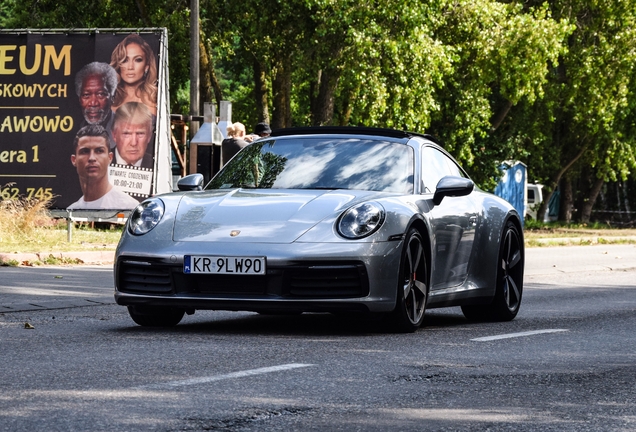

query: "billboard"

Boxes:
[0, 29, 172, 211]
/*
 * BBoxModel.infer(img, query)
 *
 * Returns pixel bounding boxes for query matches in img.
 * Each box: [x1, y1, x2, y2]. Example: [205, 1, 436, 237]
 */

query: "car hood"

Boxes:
[172, 189, 382, 243]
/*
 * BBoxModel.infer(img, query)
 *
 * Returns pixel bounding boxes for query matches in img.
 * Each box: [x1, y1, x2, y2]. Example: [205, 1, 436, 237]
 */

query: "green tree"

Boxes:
[502, 0, 636, 222]
[427, 0, 572, 188]
[2, 0, 192, 114]
[203, 0, 311, 128]
[309, 0, 453, 130]
[11, 0, 622, 205]
[207, 0, 570, 180]
[0, 0, 15, 26]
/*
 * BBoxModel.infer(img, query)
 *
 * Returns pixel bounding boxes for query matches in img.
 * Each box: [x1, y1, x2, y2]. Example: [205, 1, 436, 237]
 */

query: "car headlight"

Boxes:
[128, 198, 165, 235]
[337, 202, 385, 239]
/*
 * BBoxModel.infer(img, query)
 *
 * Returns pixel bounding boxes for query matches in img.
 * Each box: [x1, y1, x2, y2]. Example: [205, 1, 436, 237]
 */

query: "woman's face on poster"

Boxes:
[119, 43, 148, 86]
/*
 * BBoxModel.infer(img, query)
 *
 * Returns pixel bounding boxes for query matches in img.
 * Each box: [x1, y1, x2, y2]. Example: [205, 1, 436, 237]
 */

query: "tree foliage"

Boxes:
[2, 0, 192, 113]
[204, 0, 572, 188]
[3, 0, 636, 221]
[428, 0, 573, 187]
[495, 0, 636, 221]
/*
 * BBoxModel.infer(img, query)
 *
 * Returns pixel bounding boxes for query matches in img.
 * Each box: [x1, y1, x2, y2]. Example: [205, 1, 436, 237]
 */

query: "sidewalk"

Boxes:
[0, 250, 115, 266]
[525, 243, 636, 276]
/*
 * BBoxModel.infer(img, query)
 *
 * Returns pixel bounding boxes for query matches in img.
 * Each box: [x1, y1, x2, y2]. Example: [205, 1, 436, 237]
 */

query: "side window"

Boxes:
[421, 146, 453, 193]
[444, 157, 467, 178]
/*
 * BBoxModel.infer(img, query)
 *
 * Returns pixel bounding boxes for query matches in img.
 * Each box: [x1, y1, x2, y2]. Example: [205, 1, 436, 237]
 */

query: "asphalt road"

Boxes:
[0, 244, 635, 431]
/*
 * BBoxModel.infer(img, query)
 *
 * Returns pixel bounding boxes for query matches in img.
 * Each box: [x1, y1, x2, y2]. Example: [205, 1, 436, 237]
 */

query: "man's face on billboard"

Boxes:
[80, 74, 112, 124]
[113, 120, 151, 165]
[71, 136, 112, 182]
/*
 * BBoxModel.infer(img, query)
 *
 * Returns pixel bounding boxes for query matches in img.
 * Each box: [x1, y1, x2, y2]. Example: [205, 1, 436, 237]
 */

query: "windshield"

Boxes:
[206, 137, 414, 193]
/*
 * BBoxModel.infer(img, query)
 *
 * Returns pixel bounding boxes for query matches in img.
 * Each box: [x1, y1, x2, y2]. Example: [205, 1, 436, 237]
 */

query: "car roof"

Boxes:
[270, 126, 440, 144]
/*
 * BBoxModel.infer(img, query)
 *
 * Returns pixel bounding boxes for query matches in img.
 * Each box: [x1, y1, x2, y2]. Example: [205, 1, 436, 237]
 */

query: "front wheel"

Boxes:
[127, 305, 185, 327]
[462, 220, 524, 321]
[388, 228, 429, 333]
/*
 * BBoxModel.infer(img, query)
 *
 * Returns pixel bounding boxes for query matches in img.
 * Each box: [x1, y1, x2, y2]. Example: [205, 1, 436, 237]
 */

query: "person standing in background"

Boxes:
[245, 122, 272, 142]
[221, 122, 249, 165]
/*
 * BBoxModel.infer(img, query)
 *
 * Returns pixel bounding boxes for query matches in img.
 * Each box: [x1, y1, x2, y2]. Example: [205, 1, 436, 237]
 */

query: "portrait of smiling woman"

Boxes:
[110, 34, 158, 116]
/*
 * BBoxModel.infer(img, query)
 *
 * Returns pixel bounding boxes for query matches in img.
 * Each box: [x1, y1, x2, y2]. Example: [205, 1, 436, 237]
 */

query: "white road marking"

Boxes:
[136, 363, 315, 390]
[471, 329, 569, 342]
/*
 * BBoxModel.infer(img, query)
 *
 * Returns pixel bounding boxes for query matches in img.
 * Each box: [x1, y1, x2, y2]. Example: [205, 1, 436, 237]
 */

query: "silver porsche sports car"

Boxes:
[115, 127, 524, 332]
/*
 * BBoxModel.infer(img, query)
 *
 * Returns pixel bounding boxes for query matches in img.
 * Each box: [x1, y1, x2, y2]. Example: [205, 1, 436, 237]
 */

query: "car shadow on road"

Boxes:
[112, 308, 471, 337]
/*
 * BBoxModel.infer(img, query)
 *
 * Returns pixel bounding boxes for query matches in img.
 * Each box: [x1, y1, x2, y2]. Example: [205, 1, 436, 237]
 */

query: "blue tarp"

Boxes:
[548, 189, 560, 217]
[494, 162, 526, 226]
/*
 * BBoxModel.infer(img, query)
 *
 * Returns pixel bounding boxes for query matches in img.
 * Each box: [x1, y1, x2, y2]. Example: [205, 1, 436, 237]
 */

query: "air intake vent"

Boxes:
[285, 264, 368, 298]
[119, 261, 173, 294]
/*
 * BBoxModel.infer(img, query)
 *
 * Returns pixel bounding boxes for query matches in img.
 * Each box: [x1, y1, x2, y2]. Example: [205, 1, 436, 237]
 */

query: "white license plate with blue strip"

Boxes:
[184, 255, 266, 275]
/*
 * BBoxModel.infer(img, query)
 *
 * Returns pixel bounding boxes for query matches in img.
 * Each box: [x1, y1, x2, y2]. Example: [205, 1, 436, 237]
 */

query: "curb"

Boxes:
[0, 251, 114, 265]
[530, 235, 636, 245]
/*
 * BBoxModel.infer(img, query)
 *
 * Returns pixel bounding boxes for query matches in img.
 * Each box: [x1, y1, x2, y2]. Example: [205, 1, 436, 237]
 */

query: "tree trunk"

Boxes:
[623, 181, 631, 214]
[271, 56, 292, 129]
[199, 39, 222, 113]
[312, 67, 340, 126]
[536, 199, 549, 224]
[309, 69, 320, 123]
[490, 100, 513, 132]
[559, 179, 573, 223]
[537, 145, 588, 222]
[580, 177, 604, 223]
[271, 64, 286, 129]
[339, 86, 357, 126]
[135, 0, 150, 26]
[253, 58, 269, 124]
[283, 57, 292, 128]
[574, 167, 591, 221]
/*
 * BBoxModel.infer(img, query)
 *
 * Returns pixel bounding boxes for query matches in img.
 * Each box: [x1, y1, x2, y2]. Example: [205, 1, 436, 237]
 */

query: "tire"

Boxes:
[388, 228, 429, 333]
[462, 220, 524, 321]
[127, 305, 185, 327]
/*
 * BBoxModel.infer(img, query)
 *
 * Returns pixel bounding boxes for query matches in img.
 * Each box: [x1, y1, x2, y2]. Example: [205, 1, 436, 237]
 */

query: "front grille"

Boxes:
[118, 261, 173, 294]
[118, 259, 369, 299]
[284, 264, 368, 298]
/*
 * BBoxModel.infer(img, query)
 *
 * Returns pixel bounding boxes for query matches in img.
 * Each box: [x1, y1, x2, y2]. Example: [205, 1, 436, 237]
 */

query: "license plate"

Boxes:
[184, 255, 266, 275]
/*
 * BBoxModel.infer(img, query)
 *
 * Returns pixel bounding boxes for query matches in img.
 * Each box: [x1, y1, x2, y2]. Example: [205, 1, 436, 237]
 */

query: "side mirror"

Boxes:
[432, 176, 474, 205]
[177, 173, 204, 191]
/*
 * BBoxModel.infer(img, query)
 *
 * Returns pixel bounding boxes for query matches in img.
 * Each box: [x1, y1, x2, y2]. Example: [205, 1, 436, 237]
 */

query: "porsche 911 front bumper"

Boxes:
[114, 240, 403, 313]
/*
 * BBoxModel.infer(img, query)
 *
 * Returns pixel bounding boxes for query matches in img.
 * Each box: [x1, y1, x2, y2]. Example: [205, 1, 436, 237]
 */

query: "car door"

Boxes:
[421, 145, 479, 290]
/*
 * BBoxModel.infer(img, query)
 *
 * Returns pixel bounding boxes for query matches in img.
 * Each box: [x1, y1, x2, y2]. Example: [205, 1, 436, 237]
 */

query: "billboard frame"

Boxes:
[0, 28, 172, 222]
